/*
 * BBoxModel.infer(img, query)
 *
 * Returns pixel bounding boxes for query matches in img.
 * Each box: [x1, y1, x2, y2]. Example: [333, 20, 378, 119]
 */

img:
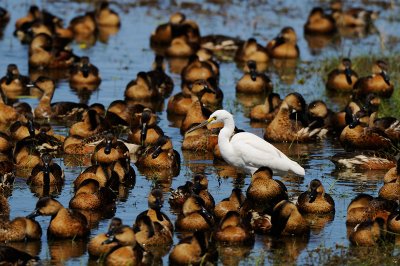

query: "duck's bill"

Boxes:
[102, 235, 116, 245]
[26, 82, 36, 88]
[344, 67, 353, 85]
[26, 209, 39, 219]
[381, 71, 391, 85]
[151, 145, 162, 159]
[308, 189, 317, 203]
[140, 122, 148, 146]
[200, 206, 214, 226]
[186, 119, 210, 134]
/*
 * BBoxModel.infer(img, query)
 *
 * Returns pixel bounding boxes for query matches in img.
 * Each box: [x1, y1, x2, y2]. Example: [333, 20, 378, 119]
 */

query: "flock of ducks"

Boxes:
[0, 1, 398, 265]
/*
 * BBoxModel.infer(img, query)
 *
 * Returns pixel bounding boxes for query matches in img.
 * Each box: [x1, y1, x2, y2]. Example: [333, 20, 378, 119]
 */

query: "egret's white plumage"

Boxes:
[188, 110, 305, 176]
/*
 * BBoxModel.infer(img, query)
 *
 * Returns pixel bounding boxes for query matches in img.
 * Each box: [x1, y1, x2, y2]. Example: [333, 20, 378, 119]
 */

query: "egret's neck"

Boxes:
[219, 117, 235, 142]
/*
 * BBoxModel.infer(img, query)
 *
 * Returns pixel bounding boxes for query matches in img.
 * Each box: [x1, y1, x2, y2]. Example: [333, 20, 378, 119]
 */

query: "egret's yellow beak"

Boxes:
[186, 117, 215, 134]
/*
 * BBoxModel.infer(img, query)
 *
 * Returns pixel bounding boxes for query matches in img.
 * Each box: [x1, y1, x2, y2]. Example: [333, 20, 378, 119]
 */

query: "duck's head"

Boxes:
[284, 92, 306, 113]
[30, 33, 53, 51]
[230, 188, 245, 204]
[103, 133, 115, 155]
[307, 7, 326, 23]
[276, 27, 297, 44]
[86, 109, 101, 131]
[308, 179, 324, 203]
[140, 108, 153, 145]
[90, 103, 106, 116]
[363, 93, 381, 113]
[252, 167, 274, 180]
[151, 135, 172, 159]
[247, 60, 258, 81]
[273, 200, 298, 219]
[75, 178, 101, 195]
[283, 93, 308, 125]
[344, 102, 361, 124]
[219, 211, 242, 229]
[5, 64, 19, 84]
[25, 113, 36, 137]
[347, 113, 360, 129]
[339, 58, 353, 85]
[136, 71, 151, 87]
[193, 174, 208, 194]
[24, 217, 43, 239]
[244, 38, 258, 51]
[183, 195, 213, 225]
[106, 217, 123, 236]
[102, 225, 136, 246]
[347, 193, 373, 212]
[134, 215, 155, 237]
[28, 5, 41, 18]
[29, 76, 55, 94]
[308, 100, 328, 119]
[196, 48, 213, 61]
[13, 102, 33, 118]
[27, 197, 62, 218]
[339, 58, 352, 70]
[153, 54, 165, 71]
[98, 1, 110, 11]
[79, 56, 91, 77]
[41, 153, 52, 176]
[0, 7, 8, 18]
[148, 188, 164, 210]
[373, 60, 390, 85]
[265, 93, 282, 111]
[169, 12, 186, 25]
[172, 181, 194, 198]
[189, 79, 213, 95]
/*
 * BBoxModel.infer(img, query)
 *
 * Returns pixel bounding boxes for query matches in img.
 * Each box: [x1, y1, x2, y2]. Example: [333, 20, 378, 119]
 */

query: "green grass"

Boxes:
[305, 243, 400, 266]
[319, 53, 400, 117]
[242, 242, 400, 266]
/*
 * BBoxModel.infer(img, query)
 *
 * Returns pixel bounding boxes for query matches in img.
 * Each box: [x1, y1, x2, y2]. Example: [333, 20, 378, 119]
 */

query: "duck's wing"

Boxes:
[231, 132, 305, 175]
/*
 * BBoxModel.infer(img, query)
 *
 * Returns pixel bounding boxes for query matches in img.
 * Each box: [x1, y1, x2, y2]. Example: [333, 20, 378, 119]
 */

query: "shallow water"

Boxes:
[1, 0, 400, 265]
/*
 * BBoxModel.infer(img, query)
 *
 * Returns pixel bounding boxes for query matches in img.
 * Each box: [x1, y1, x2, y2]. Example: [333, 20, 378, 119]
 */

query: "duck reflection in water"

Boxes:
[48, 239, 87, 263]
[263, 233, 310, 264]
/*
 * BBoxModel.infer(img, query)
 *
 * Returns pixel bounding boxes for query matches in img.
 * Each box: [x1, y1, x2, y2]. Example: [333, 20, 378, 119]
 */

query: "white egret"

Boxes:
[187, 110, 305, 176]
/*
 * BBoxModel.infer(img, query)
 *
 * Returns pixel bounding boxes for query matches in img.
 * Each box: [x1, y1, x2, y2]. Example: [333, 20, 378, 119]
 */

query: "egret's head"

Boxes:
[186, 110, 233, 134]
[208, 110, 233, 124]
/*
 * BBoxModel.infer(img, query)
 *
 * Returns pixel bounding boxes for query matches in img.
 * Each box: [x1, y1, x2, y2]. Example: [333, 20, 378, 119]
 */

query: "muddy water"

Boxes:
[1, 0, 400, 265]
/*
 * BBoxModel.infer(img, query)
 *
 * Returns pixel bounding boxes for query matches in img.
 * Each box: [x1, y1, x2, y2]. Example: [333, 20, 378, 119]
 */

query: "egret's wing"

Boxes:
[231, 132, 301, 173]
[231, 132, 287, 159]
